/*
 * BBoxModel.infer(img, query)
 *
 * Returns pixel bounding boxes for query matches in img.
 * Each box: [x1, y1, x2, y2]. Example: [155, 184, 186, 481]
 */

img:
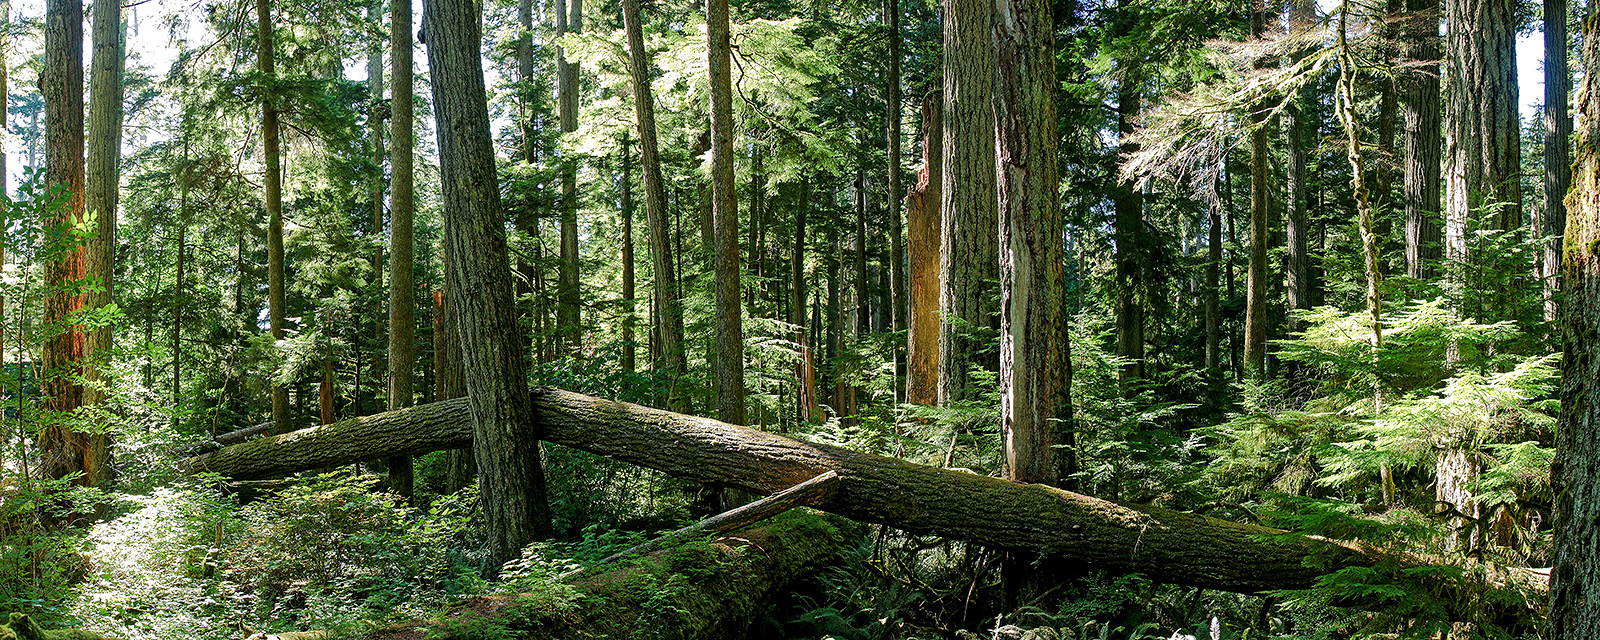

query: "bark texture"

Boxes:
[1401, 0, 1442, 280]
[82, 0, 122, 488]
[39, 0, 89, 484]
[886, 0, 906, 400]
[1549, 16, 1600, 634]
[1443, 0, 1520, 262]
[423, 0, 553, 558]
[1543, 0, 1570, 322]
[1113, 66, 1144, 385]
[993, 0, 1069, 486]
[708, 0, 744, 426]
[938, 0, 998, 405]
[188, 387, 1391, 595]
[906, 92, 942, 405]
[555, 0, 582, 354]
[1242, 0, 1271, 379]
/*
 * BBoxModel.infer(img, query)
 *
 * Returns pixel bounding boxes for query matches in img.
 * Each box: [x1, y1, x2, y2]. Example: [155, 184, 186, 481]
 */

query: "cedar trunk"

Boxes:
[1543, 0, 1570, 321]
[39, 0, 89, 484]
[82, 0, 122, 488]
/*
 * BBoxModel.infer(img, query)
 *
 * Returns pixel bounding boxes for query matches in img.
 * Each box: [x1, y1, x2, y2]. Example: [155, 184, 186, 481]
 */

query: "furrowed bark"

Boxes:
[188, 389, 1393, 595]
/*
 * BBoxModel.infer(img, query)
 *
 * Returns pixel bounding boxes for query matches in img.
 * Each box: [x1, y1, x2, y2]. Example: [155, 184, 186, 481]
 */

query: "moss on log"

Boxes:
[368, 511, 859, 640]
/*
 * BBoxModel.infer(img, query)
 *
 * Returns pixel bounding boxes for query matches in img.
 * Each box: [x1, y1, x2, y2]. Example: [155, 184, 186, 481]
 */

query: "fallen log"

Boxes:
[179, 387, 1531, 596]
[368, 510, 859, 640]
[576, 470, 840, 575]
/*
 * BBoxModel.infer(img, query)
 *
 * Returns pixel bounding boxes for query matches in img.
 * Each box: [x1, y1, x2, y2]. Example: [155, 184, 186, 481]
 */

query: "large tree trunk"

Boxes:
[188, 387, 1406, 596]
[40, 0, 89, 485]
[708, 0, 744, 426]
[994, 0, 1069, 486]
[387, 0, 416, 503]
[938, 0, 998, 405]
[1543, 0, 1570, 322]
[1443, 0, 1520, 303]
[906, 92, 942, 405]
[82, 0, 121, 489]
[1548, 14, 1600, 636]
[622, 0, 688, 407]
[423, 0, 553, 559]
[1113, 64, 1145, 386]
[1401, 0, 1442, 281]
[366, 512, 858, 640]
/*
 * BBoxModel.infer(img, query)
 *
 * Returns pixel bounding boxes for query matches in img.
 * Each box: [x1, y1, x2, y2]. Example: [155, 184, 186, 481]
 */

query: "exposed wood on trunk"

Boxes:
[183, 388, 1467, 595]
[906, 92, 942, 405]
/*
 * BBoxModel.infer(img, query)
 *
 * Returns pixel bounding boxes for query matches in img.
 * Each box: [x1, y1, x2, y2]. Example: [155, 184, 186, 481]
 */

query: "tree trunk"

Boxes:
[39, 0, 89, 484]
[556, 0, 582, 355]
[1284, 0, 1313, 338]
[1443, 0, 1520, 300]
[1401, 0, 1442, 281]
[368, 3, 386, 417]
[260, 0, 289, 434]
[622, 0, 687, 407]
[173, 222, 185, 416]
[423, 0, 553, 558]
[435, 289, 474, 492]
[1113, 64, 1145, 385]
[187, 387, 1405, 596]
[620, 141, 636, 374]
[994, 0, 1069, 487]
[854, 169, 870, 334]
[1206, 187, 1222, 406]
[708, 0, 744, 426]
[938, 0, 998, 404]
[1543, 0, 1570, 322]
[82, 0, 121, 488]
[907, 92, 942, 405]
[886, 0, 906, 400]
[1242, 0, 1272, 380]
[388, 0, 416, 503]
[1552, 16, 1600, 635]
[792, 178, 820, 423]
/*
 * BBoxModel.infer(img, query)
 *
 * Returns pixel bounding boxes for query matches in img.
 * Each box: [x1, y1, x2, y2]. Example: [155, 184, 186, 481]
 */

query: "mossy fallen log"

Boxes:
[367, 510, 859, 640]
[180, 387, 1542, 597]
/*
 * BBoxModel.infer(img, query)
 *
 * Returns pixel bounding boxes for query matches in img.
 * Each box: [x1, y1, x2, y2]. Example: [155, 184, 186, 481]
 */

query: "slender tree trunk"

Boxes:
[82, 0, 122, 488]
[1544, 0, 1571, 322]
[907, 92, 942, 405]
[1284, 0, 1313, 338]
[854, 169, 870, 335]
[1206, 188, 1222, 405]
[708, 0, 744, 426]
[621, 0, 687, 407]
[39, 0, 89, 485]
[173, 222, 184, 417]
[1551, 17, 1600, 634]
[556, 0, 581, 354]
[319, 360, 335, 426]
[515, 0, 540, 364]
[423, 0, 553, 558]
[1401, 0, 1442, 280]
[938, 0, 998, 405]
[387, 0, 416, 503]
[1113, 63, 1144, 386]
[1242, 0, 1272, 379]
[886, 0, 906, 401]
[620, 138, 636, 373]
[792, 178, 819, 423]
[261, 0, 289, 433]
[368, 3, 386, 416]
[994, 0, 1068, 486]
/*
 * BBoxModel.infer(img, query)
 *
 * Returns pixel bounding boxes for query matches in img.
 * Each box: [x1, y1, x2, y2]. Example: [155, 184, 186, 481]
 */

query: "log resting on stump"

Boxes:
[181, 387, 1541, 595]
[368, 511, 859, 640]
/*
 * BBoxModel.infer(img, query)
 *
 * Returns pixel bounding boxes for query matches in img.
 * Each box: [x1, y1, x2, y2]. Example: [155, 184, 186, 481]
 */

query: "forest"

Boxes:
[3, 0, 1600, 634]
